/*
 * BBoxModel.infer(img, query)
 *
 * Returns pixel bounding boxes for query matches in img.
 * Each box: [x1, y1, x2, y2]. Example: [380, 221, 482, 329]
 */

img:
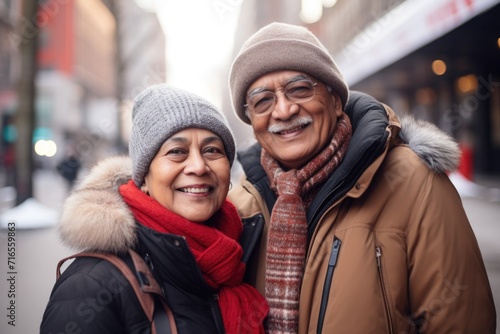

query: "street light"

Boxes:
[34, 140, 57, 158]
[300, 0, 323, 24]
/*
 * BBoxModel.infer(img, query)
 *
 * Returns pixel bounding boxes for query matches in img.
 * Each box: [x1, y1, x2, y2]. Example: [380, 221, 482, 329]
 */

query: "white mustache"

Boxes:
[268, 116, 313, 133]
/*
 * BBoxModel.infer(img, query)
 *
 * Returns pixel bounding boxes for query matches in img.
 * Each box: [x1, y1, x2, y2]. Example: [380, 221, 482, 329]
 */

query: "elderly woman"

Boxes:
[40, 85, 268, 334]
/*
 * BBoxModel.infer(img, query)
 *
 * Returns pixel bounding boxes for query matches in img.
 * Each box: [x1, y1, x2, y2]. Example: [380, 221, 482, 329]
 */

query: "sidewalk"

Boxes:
[449, 172, 500, 202]
[0, 168, 68, 229]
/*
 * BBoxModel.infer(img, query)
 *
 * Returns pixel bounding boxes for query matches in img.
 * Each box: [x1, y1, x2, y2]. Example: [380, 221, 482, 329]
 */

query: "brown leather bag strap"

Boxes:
[129, 249, 177, 334]
[128, 250, 178, 334]
[152, 298, 178, 334]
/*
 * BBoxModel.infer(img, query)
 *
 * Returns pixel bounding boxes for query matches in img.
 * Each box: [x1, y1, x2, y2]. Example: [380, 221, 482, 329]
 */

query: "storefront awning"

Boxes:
[335, 0, 500, 85]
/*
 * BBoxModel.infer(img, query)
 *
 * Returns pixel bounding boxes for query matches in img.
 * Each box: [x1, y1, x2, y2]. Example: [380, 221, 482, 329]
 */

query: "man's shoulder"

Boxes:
[375, 144, 443, 201]
[384, 144, 436, 177]
[229, 181, 265, 219]
[237, 143, 263, 175]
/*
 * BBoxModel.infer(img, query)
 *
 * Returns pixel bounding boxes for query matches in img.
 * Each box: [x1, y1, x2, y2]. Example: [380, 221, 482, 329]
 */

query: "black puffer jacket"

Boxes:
[40, 157, 262, 334]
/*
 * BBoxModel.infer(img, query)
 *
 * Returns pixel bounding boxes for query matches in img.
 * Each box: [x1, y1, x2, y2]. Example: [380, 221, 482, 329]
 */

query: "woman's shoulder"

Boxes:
[58, 255, 132, 288]
[41, 254, 149, 334]
[51, 255, 139, 309]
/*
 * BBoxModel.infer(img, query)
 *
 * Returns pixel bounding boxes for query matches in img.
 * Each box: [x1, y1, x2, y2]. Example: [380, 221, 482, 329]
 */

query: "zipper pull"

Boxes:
[329, 239, 342, 267]
[375, 246, 382, 267]
[144, 253, 154, 271]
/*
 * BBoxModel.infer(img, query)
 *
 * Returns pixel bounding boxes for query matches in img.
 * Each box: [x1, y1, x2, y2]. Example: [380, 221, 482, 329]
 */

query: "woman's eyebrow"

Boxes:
[202, 136, 223, 146]
[165, 136, 187, 144]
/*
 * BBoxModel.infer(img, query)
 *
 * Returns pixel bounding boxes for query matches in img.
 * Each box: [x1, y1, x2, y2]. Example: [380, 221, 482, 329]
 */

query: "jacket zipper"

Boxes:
[317, 238, 341, 333]
[307, 181, 345, 240]
[375, 246, 395, 334]
[210, 292, 225, 334]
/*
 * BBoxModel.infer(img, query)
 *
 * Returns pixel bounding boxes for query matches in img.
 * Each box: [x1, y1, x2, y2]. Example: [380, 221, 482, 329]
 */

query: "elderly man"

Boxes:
[228, 22, 496, 333]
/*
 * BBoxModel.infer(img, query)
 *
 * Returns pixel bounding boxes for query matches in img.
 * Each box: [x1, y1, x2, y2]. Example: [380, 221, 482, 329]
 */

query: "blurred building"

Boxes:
[321, 0, 500, 178]
[36, 0, 117, 170]
[0, 0, 20, 186]
[0, 0, 19, 91]
[229, 0, 500, 179]
[102, 0, 167, 144]
[0, 0, 166, 189]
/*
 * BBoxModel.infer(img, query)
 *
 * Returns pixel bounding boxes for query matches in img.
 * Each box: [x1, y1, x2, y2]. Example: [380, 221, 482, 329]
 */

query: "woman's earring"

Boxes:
[229, 182, 233, 190]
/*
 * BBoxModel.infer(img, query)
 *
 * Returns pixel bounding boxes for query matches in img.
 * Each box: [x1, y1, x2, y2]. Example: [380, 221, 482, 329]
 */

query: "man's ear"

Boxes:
[329, 92, 343, 117]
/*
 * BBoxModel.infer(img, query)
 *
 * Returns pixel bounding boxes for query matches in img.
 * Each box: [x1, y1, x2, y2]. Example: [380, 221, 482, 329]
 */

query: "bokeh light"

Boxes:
[432, 59, 447, 75]
[34, 140, 57, 157]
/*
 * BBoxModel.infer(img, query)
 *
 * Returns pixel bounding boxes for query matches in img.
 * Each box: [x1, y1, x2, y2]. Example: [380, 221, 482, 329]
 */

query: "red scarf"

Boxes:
[119, 180, 268, 334]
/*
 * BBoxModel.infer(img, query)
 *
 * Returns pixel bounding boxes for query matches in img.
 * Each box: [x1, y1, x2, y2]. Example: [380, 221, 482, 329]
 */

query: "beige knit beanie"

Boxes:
[229, 22, 349, 124]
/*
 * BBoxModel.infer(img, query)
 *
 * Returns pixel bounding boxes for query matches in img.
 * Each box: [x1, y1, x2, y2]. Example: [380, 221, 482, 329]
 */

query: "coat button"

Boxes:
[173, 239, 181, 247]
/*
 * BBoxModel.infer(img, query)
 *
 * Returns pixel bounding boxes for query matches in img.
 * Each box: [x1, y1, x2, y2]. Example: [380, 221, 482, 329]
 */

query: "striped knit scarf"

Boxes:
[119, 180, 268, 333]
[261, 113, 352, 333]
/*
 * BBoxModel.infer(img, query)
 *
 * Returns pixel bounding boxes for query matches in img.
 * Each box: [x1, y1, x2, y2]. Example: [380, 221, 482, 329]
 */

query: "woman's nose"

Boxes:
[184, 152, 209, 175]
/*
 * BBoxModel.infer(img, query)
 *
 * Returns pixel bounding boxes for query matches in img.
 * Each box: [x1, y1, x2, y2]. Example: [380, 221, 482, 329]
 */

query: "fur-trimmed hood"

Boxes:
[398, 115, 460, 174]
[58, 116, 460, 253]
[58, 156, 136, 253]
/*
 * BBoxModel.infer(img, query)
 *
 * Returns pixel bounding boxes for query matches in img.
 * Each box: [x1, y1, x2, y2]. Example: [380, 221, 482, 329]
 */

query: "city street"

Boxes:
[0, 169, 499, 333]
[1, 0, 499, 333]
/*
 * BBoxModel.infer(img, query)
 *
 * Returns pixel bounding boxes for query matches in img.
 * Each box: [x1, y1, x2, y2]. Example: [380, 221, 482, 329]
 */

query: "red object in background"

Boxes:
[458, 143, 474, 180]
[4, 145, 15, 167]
[37, 0, 75, 75]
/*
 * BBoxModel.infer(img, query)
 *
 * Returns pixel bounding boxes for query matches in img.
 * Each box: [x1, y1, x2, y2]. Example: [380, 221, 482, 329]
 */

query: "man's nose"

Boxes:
[271, 93, 300, 120]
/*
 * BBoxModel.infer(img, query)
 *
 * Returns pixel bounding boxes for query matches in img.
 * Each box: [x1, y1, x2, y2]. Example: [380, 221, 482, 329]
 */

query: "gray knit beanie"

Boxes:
[129, 84, 236, 186]
[229, 22, 349, 124]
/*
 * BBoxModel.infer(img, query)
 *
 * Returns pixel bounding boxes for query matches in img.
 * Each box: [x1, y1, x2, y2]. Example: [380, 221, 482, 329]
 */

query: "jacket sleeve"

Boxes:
[40, 258, 150, 334]
[406, 172, 496, 332]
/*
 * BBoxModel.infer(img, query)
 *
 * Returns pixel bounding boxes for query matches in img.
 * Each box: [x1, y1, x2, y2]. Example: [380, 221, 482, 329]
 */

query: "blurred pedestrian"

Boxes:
[56, 147, 81, 190]
[228, 22, 496, 333]
[41, 85, 268, 334]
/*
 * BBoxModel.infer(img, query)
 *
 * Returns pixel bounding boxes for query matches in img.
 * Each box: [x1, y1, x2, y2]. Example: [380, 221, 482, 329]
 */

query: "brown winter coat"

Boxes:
[229, 92, 496, 333]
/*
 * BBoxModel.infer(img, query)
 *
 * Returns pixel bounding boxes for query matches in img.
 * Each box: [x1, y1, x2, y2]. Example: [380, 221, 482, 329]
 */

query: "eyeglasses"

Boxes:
[244, 78, 317, 116]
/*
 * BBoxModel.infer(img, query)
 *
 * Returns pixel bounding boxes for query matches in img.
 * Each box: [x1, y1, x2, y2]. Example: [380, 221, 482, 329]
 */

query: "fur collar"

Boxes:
[59, 116, 460, 252]
[399, 115, 460, 174]
[58, 156, 136, 253]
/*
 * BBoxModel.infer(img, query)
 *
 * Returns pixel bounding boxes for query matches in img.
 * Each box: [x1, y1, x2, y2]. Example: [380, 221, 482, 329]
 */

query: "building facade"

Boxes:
[0, 0, 167, 189]
[0, 0, 20, 187]
[320, 0, 500, 177]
